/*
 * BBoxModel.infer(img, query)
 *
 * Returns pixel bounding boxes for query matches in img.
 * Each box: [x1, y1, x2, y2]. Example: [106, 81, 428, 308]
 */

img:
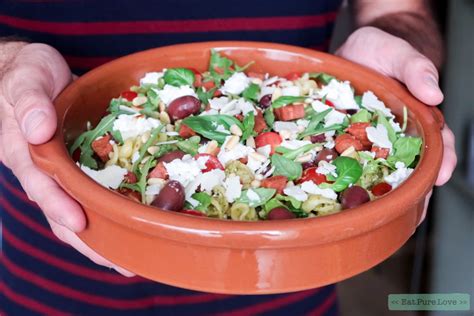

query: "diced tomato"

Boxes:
[124, 171, 138, 184]
[188, 67, 201, 75]
[239, 157, 248, 164]
[120, 91, 137, 101]
[148, 162, 168, 179]
[117, 188, 141, 203]
[247, 72, 266, 80]
[193, 73, 203, 87]
[346, 122, 372, 149]
[335, 134, 363, 153]
[194, 153, 224, 173]
[284, 72, 302, 81]
[235, 114, 244, 121]
[297, 167, 327, 185]
[254, 110, 267, 134]
[325, 99, 335, 107]
[255, 132, 282, 154]
[274, 104, 305, 121]
[213, 89, 223, 97]
[179, 123, 197, 139]
[202, 80, 216, 90]
[180, 209, 205, 216]
[371, 146, 390, 159]
[261, 175, 288, 194]
[72, 148, 81, 162]
[91, 134, 113, 162]
[372, 182, 392, 196]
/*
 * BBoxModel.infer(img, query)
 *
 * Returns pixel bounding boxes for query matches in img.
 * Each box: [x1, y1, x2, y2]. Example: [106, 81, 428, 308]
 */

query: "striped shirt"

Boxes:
[1, 1, 342, 315]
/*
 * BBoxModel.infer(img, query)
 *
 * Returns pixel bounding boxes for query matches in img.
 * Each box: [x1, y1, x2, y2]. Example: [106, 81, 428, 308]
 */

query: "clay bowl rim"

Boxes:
[29, 41, 443, 249]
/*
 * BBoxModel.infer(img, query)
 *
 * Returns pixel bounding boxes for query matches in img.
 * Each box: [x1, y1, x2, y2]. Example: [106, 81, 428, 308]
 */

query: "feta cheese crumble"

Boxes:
[220, 72, 250, 95]
[164, 155, 202, 187]
[361, 91, 393, 117]
[300, 181, 338, 200]
[384, 162, 414, 188]
[283, 186, 308, 202]
[140, 72, 163, 85]
[366, 124, 392, 150]
[223, 176, 242, 203]
[112, 114, 161, 141]
[319, 79, 359, 110]
[156, 84, 197, 105]
[80, 164, 128, 189]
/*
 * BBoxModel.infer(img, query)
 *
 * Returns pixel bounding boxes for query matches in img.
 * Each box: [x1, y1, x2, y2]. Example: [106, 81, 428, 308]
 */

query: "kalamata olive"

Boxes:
[157, 150, 186, 163]
[346, 109, 358, 115]
[315, 148, 338, 163]
[151, 180, 185, 211]
[267, 207, 297, 220]
[310, 134, 326, 143]
[340, 186, 370, 209]
[258, 94, 272, 109]
[167, 96, 201, 121]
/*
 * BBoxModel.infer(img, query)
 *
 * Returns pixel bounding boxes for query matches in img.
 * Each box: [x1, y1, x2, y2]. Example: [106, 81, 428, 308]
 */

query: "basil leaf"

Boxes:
[191, 192, 212, 212]
[241, 112, 255, 141]
[331, 156, 363, 192]
[209, 49, 235, 85]
[264, 108, 275, 127]
[271, 154, 302, 181]
[376, 111, 397, 143]
[177, 136, 201, 156]
[305, 108, 332, 132]
[163, 68, 195, 87]
[308, 72, 335, 85]
[182, 115, 243, 144]
[350, 109, 372, 123]
[242, 83, 260, 102]
[387, 137, 422, 168]
[272, 96, 306, 109]
[237, 188, 276, 207]
[263, 198, 285, 213]
[275, 194, 302, 210]
[275, 143, 318, 160]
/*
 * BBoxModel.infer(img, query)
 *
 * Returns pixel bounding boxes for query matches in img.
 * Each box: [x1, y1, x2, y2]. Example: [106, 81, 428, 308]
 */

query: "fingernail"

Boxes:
[425, 74, 439, 88]
[22, 110, 46, 138]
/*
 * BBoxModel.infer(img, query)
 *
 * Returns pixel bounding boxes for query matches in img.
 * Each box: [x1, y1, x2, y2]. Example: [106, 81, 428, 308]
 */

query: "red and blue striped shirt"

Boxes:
[1, 1, 342, 314]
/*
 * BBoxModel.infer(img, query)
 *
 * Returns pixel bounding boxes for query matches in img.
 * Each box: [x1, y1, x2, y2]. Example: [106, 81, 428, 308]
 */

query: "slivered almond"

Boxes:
[225, 135, 240, 151]
[230, 124, 243, 136]
[249, 152, 267, 163]
[132, 96, 147, 106]
[295, 153, 313, 163]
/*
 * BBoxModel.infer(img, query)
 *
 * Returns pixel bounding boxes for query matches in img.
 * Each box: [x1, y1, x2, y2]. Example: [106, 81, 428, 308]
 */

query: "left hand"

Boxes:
[336, 26, 457, 224]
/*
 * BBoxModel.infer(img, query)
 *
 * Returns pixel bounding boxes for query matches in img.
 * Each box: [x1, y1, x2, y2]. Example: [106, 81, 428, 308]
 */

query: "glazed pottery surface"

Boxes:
[30, 42, 444, 294]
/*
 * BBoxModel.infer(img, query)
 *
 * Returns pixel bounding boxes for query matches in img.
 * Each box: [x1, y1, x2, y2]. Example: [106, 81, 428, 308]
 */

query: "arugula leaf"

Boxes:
[108, 98, 125, 113]
[241, 112, 255, 141]
[131, 125, 163, 173]
[237, 188, 276, 207]
[196, 86, 217, 105]
[305, 108, 332, 132]
[275, 194, 302, 210]
[263, 108, 275, 127]
[163, 68, 195, 87]
[110, 130, 124, 145]
[177, 136, 201, 156]
[152, 144, 175, 159]
[69, 113, 120, 169]
[272, 96, 306, 109]
[208, 49, 234, 85]
[354, 95, 362, 107]
[242, 83, 260, 102]
[298, 123, 346, 138]
[271, 155, 302, 181]
[182, 115, 243, 144]
[350, 109, 371, 123]
[275, 143, 318, 160]
[146, 88, 160, 110]
[376, 111, 397, 143]
[387, 137, 422, 168]
[138, 158, 155, 203]
[263, 198, 285, 213]
[308, 72, 335, 85]
[331, 157, 363, 192]
[191, 192, 212, 212]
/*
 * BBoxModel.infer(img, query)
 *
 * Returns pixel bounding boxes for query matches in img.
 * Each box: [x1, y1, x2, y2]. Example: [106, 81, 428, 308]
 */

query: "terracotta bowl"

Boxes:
[29, 42, 444, 294]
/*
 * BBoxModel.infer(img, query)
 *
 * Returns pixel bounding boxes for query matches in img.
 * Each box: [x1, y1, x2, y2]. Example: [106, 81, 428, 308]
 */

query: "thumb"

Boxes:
[2, 43, 72, 144]
[392, 52, 444, 106]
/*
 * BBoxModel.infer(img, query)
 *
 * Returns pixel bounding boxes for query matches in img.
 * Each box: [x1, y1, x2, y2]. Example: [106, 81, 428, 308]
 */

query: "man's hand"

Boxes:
[336, 27, 457, 223]
[0, 43, 134, 277]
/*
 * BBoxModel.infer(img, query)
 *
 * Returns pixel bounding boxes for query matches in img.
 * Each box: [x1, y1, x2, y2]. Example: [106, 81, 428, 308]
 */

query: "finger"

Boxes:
[47, 219, 135, 277]
[2, 111, 85, 232]
[393, 52, 444, 106]
[435, 126, 457, 186]
[418, 190, 433, 226]
[2, 43, 72, 144]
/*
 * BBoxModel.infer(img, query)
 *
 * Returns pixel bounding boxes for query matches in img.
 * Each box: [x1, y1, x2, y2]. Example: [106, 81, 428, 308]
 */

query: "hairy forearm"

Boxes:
[353, 2, 443, 69]
[0, 38, 28, 77]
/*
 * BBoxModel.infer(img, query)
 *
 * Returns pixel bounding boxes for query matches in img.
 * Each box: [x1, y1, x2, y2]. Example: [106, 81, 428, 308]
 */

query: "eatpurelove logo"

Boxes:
[388, 293, 471, 311]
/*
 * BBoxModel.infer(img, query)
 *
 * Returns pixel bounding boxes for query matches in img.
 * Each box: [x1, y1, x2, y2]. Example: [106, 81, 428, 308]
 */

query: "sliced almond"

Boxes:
[147, 146, 160, 155]
[295, 153, 313, 163]
[225, 135, 240, 151]
[246, 136, 256, 148]
[159, 111, 171, 124]
[132, 96, 147, 106]
[250, 179, 261, 188]
[230, 124, 243, 136]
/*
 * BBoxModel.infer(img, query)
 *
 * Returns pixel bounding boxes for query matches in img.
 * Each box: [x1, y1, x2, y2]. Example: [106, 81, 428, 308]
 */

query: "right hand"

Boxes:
[0, 43, 134, 277]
